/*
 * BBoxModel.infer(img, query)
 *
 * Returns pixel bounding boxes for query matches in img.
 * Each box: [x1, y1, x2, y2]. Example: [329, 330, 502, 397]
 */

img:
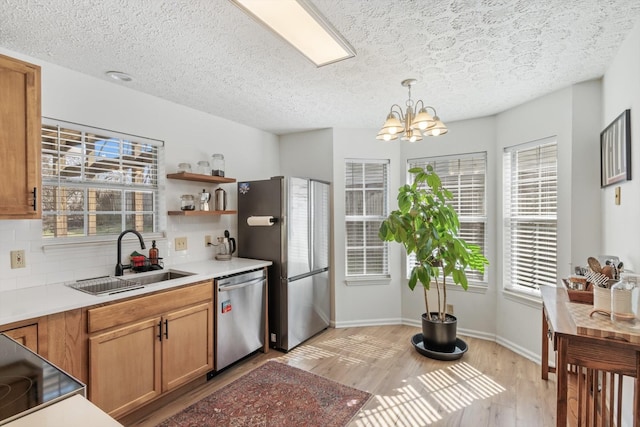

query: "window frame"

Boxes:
[41, 118, 165, 241]
[407, 152, 489, 285]
[344, 158, 390, 280]
[502, 137, 558, 295]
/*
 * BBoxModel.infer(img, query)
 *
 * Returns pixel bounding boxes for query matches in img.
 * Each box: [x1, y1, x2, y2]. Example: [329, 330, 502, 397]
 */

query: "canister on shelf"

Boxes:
[211, 153, 225, 177]
[177, 162, 192, 173]
[197, 160, 210, 175]
[180, 194, 195, 210]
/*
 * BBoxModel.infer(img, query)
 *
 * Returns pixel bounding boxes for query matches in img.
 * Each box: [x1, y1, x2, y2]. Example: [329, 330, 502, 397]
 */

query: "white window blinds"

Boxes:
[345, 159, 389, 277]
[503, 138, 558, 291]
[41, 118, 163, 238]
[407, 153, 488, 283]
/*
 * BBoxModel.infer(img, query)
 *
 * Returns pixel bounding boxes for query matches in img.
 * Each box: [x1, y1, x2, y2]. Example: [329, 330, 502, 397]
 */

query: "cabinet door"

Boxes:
[161, 302, 213, 391]
[1, 324, 38, 353]
[0, 54, 41, 218]
[89, 317, 162, 418]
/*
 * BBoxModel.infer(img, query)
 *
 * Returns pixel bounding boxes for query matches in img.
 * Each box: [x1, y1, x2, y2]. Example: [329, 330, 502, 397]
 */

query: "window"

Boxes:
[408, 153, 488, 283]
[503, 138, 557, 292]
[41, 118, 163, 238]
[345, 159, 389, 277]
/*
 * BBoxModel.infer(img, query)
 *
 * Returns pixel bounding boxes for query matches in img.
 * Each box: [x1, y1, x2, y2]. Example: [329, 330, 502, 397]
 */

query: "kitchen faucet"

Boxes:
[115, 229, 146, 276]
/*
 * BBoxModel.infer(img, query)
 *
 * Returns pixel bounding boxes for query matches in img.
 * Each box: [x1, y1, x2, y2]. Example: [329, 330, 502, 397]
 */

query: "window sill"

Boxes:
[42, 232, 166, 253]
[345, 276, 391, 286]
[502, 287, 543, 309]
[445, 282, 488, 294]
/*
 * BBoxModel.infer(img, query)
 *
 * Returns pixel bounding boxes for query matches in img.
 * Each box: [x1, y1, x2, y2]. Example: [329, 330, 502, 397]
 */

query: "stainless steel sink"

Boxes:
[131, 270, 194, 286]
[68, 270, 195, 295]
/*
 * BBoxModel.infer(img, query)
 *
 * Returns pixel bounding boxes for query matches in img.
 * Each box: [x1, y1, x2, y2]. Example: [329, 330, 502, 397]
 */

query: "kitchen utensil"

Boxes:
[200, 189, 211, 211]
[587, 257, 602, 273]
[215, 188, 227, 211]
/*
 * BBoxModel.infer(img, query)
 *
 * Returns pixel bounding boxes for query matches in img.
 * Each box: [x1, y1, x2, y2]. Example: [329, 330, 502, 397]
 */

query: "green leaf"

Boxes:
[408, 269, 418, 291]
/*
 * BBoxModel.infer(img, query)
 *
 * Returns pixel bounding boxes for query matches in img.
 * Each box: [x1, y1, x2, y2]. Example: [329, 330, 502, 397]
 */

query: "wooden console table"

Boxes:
[541, 286, 640, 426]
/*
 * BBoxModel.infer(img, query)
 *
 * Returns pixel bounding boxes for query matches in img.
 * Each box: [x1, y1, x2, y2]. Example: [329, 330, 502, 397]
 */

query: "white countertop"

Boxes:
[4, 395, 123, 427]
[0, 258, 271, 326]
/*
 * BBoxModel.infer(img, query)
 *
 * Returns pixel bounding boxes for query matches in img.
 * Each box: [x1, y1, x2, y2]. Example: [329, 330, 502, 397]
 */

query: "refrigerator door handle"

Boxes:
[308, 180, 314, 272]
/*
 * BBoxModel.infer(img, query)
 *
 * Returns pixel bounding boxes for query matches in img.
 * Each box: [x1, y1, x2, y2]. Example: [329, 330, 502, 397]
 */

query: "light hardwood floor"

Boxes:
[123, 325, 557, 427]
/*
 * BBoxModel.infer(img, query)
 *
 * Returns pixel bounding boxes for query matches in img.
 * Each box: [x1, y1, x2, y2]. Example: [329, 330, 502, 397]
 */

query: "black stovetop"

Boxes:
[0, 334, 85, 425]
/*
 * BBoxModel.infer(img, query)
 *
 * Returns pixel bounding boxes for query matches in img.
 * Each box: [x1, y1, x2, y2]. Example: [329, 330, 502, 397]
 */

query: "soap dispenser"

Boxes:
[149, 240, 159, 265]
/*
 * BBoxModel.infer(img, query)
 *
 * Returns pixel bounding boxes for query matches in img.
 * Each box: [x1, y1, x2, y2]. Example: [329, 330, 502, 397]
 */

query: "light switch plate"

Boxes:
[615, 186, 621, 205]
[175, 237, 188, 251]
[10, 250, 26, 269]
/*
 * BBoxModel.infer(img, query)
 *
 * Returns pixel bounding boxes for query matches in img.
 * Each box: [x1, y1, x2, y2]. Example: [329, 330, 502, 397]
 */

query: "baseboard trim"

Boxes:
[333, 317, 541, 365]
[494, 335, 541, 365]
[332, 318, 403, 328]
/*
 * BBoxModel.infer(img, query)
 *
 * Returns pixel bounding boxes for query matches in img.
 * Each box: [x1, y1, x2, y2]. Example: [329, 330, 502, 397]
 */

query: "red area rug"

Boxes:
[157, 360, 371, 427]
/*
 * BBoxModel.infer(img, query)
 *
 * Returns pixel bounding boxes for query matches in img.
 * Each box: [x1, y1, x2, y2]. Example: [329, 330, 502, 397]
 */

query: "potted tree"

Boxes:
[379, 165, 488, 353]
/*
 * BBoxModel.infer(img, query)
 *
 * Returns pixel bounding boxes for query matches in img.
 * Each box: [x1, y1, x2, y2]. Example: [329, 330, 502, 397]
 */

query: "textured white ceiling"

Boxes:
[1, 0, 640, 135]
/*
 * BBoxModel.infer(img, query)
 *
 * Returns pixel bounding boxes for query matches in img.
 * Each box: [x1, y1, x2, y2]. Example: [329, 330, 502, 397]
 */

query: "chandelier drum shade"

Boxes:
[377, 78, 447, 142]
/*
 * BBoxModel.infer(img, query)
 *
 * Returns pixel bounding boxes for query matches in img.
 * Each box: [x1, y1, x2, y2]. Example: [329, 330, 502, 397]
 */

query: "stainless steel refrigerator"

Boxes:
[237, 176, 330, 352]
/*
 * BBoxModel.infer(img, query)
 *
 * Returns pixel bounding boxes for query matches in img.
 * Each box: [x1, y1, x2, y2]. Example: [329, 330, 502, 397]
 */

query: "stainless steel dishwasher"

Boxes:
[215, 268, 266, 371]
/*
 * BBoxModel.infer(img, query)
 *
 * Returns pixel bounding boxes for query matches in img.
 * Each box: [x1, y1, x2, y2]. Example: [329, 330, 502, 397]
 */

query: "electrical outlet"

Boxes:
[175, 237, 188, 251]
[205, 235, 212, 247]
[446, 304, 454, 315]
[10, 250, 26, 269]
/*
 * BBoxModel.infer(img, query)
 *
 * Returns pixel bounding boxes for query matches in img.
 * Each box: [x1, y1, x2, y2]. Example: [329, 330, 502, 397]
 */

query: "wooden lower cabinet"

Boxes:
[1, 324, 38, 353]
[87, 282, 214, 418]
[89, 317, 162, 418]
[162, 302, 213, 391]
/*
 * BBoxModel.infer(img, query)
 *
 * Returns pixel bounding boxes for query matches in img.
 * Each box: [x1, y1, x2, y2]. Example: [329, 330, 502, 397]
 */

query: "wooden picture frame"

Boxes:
[600, 109, 631, 188]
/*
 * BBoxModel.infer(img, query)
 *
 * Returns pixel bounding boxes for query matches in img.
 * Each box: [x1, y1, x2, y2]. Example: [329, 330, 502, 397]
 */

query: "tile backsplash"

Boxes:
[0, 218, 230, 292]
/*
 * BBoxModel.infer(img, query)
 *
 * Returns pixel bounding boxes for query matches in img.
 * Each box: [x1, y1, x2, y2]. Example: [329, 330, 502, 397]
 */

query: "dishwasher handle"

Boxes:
[218, 276, 264, 292]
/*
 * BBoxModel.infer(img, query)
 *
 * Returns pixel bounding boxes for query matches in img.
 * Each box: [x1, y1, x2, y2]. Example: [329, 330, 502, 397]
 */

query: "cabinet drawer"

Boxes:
[88, 281, 213, 333]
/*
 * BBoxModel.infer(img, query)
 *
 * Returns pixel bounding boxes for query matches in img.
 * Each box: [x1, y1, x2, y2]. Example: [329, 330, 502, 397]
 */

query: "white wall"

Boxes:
[601, 18, 640, 427]
[602, 20, 640, 272]
[331, 129, 403, 326]
[399, 117, 498, 340]
[278, 130, 335, 322]
[571, 80, 603, 268]
[279, 129, 333, 182]
[494, 82, 602, 361]
[0, 47, 280, 291]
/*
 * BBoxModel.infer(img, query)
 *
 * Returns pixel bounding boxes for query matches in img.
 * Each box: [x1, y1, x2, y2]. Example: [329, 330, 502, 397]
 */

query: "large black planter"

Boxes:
[421, 312, 457, 353]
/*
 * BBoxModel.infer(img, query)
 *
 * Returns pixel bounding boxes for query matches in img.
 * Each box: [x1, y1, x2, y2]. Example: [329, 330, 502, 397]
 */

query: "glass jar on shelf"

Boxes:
[211, 153, 225, 177]
[197, 160, 210, 175]
[180, 194, 195, 211]
[177, 162, 192, 173]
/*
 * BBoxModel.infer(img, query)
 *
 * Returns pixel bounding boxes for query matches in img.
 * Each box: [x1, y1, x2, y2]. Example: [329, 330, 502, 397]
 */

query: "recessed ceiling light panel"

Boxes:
[230, 0, 355, 67]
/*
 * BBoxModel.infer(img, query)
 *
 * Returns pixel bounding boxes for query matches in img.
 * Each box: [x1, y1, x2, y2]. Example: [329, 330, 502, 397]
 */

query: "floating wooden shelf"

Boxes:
[166, 172, 236, 184]
[168, 210, 237, 216]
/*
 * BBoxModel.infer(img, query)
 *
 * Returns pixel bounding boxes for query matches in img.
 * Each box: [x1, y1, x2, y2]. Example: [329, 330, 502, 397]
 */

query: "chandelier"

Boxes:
[377, 78, 447, 142]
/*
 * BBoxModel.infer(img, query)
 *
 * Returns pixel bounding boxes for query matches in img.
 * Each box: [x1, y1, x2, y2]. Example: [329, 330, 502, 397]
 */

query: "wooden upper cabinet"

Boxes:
[0, 54, 41, 219]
